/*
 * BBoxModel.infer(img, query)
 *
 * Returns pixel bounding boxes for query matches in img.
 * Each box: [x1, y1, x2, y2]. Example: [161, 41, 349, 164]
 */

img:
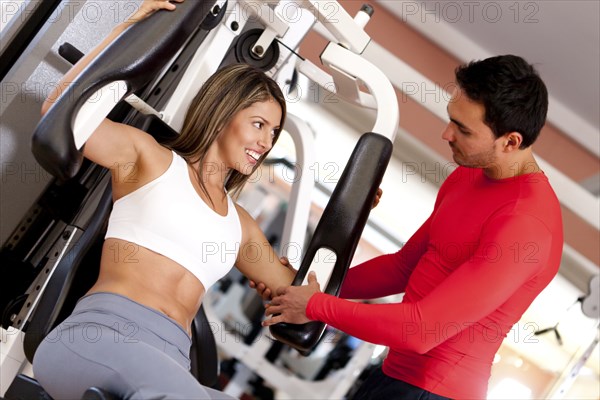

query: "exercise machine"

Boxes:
[1, 0, 398, 398]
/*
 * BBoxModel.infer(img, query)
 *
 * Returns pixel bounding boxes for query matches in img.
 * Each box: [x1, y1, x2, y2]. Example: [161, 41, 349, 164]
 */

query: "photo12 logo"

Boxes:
[400, 1, 540, 24]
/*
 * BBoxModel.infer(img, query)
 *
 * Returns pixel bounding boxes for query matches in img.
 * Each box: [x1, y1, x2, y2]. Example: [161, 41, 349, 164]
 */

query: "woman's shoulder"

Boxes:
[111, 132, 173, 199]
[138, 140, 173, 178]
[234, 203, 260, 235]
[234, 203, 252, 222]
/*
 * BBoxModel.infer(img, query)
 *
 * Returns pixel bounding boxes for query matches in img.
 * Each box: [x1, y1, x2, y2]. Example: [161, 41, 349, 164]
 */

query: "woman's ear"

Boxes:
[216, 118, 231, 135]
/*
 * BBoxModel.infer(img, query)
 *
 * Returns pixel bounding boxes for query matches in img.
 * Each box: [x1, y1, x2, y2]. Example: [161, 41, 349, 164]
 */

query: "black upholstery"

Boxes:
[191, 305, 220, 388]
[31, 0, 216, 180]
[23, 175, 113, 363]
[81, 388, 119, 400]
[269, 132, 393, 353]
[4, 375, 52, 400]
[5, 378, 117, 400]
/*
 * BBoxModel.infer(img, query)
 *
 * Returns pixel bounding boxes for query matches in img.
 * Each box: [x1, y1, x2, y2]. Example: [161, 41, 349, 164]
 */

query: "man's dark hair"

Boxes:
[455, 55, 548, 148]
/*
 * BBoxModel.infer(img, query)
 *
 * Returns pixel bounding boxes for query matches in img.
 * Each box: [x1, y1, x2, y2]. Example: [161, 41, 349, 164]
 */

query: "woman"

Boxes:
[32, 1, 296, 398]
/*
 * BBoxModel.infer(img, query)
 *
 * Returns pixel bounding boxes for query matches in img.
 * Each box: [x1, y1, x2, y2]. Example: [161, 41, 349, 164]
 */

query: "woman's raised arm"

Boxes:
[40, 0, 182, 172]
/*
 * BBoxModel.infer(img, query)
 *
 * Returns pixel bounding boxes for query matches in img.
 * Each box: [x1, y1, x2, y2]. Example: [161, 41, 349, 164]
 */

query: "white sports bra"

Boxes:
[105, 150, 242, 289]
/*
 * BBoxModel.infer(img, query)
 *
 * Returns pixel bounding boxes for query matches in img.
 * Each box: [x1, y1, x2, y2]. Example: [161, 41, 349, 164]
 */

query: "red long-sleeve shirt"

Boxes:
[306, 166, 563, 399]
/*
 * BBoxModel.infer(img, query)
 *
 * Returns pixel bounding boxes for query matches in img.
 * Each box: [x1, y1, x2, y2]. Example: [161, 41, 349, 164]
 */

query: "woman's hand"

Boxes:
[262, 272, 321, 326]
[42, 0, 185, 116]
[249, 257, 297, 300]
[126, 0, 184, 24]
[372, 187, 383, 209]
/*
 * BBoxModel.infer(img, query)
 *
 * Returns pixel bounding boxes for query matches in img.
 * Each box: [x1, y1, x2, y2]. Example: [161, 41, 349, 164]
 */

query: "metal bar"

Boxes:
[0, 0, 64, 81]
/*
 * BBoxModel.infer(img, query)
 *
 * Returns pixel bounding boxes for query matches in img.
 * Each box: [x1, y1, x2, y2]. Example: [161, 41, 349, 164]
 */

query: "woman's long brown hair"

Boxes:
[166, 63, 286, 204]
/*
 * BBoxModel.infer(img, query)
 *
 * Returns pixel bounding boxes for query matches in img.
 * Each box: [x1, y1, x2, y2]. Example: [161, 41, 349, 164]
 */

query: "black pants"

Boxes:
[351, 367, 452, 400]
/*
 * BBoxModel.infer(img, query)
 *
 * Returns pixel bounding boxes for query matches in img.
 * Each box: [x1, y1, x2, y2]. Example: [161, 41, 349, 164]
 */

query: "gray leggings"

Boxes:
[33, 292, 233, 399]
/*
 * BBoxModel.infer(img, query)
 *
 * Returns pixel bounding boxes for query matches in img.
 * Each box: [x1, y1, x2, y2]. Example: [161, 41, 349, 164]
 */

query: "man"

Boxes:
[260, 55, 563, 399]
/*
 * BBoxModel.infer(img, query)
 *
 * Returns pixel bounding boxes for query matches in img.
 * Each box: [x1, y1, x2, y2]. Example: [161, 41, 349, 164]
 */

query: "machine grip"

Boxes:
[269, 132, 393, 353]
[31, 0, 215, 181]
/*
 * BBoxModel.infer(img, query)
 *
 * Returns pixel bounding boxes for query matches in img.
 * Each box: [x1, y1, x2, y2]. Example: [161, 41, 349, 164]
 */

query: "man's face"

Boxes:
[442, 87, 502, 169]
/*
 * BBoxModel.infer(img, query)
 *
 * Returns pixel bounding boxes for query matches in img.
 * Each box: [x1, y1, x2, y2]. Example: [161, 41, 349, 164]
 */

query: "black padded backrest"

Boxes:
[24, 177, 113, 362]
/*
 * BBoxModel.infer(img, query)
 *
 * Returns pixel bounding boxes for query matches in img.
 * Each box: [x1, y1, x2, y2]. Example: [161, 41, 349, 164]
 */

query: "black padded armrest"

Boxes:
[269, 132, 393, 353]
[31, 0, 215, 181]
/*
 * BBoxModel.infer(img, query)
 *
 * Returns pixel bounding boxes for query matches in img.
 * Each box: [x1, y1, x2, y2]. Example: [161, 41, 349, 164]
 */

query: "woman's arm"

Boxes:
[235, 205, 297, 293]
[41, 0, 182, 174]
[42, 0, 181, 115]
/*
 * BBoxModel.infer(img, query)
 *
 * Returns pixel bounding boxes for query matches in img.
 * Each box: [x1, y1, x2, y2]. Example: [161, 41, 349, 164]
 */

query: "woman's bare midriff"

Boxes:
[87, 238, 206, 335]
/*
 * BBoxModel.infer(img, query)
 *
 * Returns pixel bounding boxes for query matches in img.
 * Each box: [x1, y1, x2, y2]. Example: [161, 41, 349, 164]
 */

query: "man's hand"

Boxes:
[262, 272, 321, 326]
[372, 187, 383, 209]
[249, 257, 296, 300]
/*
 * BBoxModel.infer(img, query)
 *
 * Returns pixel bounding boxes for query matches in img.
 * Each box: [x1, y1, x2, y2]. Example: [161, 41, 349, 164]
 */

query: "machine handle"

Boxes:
[31, 0, 215, 180]
[269, 132, 393, 353]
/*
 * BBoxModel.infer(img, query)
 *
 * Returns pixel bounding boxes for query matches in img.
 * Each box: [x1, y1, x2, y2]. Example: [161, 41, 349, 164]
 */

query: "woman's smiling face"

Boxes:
[216, 99, 282, 175]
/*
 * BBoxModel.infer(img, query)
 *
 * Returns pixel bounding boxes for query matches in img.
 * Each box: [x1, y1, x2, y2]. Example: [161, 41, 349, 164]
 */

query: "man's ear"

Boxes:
[504, 132, 523, 151]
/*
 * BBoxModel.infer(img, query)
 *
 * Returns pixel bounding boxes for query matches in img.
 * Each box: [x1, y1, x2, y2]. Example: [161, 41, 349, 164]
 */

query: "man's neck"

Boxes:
[483, 149, 540, 180]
